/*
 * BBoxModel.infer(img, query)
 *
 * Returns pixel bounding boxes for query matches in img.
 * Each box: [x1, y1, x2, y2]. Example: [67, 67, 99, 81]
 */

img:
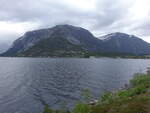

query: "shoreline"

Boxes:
[43, 68, 150, 113]
[0, 56, 150, 59]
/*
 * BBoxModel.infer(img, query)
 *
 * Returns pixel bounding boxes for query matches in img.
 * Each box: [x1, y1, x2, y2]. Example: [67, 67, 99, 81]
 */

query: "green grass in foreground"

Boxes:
[43, 71, 150, 113]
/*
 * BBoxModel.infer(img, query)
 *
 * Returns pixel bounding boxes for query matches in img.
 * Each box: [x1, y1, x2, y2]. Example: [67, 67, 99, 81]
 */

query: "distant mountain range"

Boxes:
[2, 25, 150, 57]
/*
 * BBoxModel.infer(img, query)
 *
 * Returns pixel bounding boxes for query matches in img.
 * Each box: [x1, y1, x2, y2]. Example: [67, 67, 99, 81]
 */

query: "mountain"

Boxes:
[2, 25, 150, 57]
[100, 32, 150, 55]
[2, 25, 102, 57]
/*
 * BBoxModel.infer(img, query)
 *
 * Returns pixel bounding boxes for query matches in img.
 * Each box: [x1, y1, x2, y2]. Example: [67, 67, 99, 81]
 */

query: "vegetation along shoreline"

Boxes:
[43, 68, 150, 113]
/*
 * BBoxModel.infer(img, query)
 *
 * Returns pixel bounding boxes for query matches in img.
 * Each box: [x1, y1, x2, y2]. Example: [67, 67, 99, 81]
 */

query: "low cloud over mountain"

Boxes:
[0, 0, 150, 43]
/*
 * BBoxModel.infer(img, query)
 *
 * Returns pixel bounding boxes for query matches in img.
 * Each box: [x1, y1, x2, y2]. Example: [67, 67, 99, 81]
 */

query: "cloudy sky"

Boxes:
[0, 0, 150, 43]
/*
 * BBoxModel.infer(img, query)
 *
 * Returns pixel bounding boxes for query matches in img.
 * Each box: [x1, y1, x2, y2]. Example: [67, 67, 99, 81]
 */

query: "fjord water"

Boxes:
[0, 58, 150, 113]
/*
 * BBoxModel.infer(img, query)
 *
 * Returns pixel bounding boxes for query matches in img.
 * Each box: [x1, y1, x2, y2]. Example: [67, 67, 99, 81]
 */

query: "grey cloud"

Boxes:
[0, 0, 150, 42]
[90, 0, 132, 30]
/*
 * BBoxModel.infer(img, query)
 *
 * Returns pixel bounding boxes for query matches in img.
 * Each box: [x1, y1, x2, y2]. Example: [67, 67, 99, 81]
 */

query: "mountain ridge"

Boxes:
[2, 25, 150, 57]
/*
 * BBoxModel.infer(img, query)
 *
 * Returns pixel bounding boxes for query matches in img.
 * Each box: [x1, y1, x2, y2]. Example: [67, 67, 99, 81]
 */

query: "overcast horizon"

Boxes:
[0, 0, 150, 43]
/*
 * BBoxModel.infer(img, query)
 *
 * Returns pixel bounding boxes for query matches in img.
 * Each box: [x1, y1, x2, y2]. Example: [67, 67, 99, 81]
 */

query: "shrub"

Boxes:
[99, 92, 116, 104]
[117, 85, 147, 98]
[130, 74, 150, 87]
[73, 103, 91, 113]
[43, 105, 53, 113]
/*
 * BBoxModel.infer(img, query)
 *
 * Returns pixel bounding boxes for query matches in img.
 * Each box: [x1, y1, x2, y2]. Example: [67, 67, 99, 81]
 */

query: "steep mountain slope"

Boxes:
[18, 35, 86, 57]
[100, 32, 150, 55]
[2, 25, 150, 57]
[3, 25, 102, 56]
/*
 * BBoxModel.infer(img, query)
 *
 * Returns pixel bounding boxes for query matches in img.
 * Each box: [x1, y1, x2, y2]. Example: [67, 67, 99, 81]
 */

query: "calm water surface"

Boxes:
[0, 57, 150, 113]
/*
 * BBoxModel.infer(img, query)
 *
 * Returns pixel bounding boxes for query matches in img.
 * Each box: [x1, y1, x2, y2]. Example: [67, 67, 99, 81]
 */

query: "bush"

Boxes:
[130, 74, 150, 87]
[117, 85, 147, 98]
[73, 103, 91, 113]
[99, 92, 116, 104]
[43, 105, 53, 113]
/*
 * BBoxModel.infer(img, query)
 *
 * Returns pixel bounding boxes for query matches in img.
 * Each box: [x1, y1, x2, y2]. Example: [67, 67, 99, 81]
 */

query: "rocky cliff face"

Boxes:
[2, 25, 150, 57]
[3, 25, 102, 56]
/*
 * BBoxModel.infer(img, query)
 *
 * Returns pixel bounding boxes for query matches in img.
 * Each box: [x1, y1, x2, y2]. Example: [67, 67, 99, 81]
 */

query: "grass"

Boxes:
[43, 70, 150, 113]
[91, 93, 150, 113]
